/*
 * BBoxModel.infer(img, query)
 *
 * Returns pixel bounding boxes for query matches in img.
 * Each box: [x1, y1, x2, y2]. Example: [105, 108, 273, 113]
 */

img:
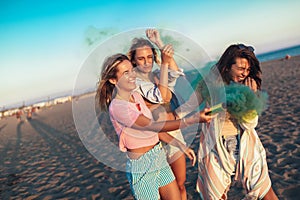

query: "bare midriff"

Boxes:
[127, 144, 157, 159]
[221, 112, 239, 137]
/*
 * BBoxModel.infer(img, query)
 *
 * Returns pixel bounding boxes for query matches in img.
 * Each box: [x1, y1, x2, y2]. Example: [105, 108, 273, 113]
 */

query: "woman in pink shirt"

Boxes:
[96, 53, 214, 200]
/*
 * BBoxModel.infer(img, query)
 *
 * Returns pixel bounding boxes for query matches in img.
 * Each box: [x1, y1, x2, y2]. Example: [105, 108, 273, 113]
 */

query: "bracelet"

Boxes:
[182, 118, 189, 126]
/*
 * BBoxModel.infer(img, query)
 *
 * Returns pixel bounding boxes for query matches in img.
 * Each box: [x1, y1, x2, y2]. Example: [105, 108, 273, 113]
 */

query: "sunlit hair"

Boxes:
[96, 53, 130, 111]
[216, 44, 262, 90]
[127, 37, 160, 67]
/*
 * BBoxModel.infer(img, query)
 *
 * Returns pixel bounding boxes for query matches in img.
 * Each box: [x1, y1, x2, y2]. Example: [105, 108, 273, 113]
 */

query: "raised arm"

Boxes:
[146, 29, 179, 71]
[157, 44, 174, 102]
[146, 29, 163, 49]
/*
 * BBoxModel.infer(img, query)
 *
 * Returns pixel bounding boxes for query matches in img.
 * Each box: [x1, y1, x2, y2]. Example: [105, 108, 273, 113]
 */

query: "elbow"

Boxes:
[162, 91, 172, 103]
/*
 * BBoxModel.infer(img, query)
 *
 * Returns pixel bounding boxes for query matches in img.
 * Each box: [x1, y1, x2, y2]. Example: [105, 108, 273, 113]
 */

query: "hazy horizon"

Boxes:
[2, 43, 299, 111]
[1, 0, 300, 109]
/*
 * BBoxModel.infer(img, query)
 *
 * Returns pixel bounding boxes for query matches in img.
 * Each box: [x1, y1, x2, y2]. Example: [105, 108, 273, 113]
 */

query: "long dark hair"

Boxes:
[216, 44, 262, 90]
[127, 37, 160, 67]
[96, 53, 130, 111]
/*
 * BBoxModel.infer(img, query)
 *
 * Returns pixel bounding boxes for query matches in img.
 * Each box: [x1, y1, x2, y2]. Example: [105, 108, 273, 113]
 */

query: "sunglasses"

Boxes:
[237, 44, 254, 52]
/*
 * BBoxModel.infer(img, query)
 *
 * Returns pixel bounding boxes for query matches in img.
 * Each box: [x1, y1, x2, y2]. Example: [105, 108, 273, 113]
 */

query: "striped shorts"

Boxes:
[126, 142, 175, 200]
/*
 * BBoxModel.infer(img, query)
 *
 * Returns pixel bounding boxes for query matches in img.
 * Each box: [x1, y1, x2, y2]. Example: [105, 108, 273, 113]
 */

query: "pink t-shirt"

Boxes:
[109, 92, 159, 152]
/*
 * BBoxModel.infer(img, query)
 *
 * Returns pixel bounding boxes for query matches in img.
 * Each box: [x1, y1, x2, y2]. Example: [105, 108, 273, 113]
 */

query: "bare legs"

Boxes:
[219, 186, 278, 200]
[262, 187, 278, 200]
[159, 180, 181, 200]
[168, 151, 187, 200]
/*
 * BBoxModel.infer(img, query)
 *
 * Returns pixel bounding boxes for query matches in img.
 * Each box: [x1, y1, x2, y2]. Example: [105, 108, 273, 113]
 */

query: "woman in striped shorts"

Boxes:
[96, 53, 214, 199]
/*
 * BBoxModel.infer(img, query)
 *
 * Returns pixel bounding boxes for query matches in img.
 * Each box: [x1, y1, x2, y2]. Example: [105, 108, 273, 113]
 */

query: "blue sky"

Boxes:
[1, 0, 300, 108]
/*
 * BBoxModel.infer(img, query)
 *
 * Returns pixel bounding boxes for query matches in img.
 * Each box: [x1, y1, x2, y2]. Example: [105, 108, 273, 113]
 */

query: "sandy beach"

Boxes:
[1, 55, 299, 199]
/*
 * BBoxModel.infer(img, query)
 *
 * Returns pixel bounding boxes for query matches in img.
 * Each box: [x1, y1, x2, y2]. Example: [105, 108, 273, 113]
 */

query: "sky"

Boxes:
[1, 0, 300, 109]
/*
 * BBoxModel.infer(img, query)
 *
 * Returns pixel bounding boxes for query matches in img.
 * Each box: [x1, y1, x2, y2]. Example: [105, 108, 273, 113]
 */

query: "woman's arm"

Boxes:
[158, 132, 196, 166]
[174, 89, 203, 119]
[146, 29, 179, 71]
[131, 107, 214, 132]
[147, 29, 184, 103]
[157, 45, 174, 102]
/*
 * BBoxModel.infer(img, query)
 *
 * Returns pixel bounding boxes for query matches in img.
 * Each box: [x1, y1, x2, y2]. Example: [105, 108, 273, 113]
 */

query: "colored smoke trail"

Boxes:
[225, 83, 268, 122]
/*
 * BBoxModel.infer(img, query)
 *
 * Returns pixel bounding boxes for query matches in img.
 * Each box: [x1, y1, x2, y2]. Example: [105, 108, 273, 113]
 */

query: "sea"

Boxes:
[256, 44, 300, 62]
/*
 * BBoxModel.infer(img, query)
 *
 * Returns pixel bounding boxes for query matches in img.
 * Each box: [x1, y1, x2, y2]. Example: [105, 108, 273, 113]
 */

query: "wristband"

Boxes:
[182, 118, 189, 126]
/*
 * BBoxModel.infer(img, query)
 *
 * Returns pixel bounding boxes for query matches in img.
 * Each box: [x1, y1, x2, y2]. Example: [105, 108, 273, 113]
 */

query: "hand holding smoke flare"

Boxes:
[205, 103, 226, 115]
[206, 83, 268, 122]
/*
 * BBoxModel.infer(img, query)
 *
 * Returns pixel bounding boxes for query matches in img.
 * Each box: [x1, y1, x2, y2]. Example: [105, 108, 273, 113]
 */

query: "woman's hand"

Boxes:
[186, 108, 217, 124]
[146, 29, 164, 49]
[158, 132, 196, 166]
[244, 77, 257, 92]
[146, 28, 180, 71]
[161, 44, 174, 67]
[183, 147, 196, 166]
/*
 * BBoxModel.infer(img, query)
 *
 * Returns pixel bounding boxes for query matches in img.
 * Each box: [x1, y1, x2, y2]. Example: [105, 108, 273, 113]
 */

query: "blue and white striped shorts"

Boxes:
[126, 142, 175, 200]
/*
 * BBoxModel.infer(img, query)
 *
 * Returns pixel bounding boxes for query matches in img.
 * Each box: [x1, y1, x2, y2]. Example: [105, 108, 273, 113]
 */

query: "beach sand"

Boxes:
[1, 56, 299, 199]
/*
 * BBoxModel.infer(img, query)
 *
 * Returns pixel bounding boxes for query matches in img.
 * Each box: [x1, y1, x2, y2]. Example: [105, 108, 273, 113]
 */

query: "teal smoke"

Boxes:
[225, 83, 268, 120]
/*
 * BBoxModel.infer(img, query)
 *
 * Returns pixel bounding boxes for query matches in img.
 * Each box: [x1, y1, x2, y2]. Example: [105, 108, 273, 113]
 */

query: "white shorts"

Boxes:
[162, 129, 186, 161]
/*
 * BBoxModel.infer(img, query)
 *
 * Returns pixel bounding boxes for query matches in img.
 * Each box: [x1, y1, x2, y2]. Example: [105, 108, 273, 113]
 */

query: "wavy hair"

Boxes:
[216, 44, 262, 90]
[96, 53, 130, 111]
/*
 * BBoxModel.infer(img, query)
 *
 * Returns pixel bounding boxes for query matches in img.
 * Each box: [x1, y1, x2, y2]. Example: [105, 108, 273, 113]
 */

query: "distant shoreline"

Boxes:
[1, 52, 299, 113]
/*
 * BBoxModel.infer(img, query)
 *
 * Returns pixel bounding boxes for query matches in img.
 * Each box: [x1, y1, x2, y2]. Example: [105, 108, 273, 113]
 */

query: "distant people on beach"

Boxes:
[176, 44, 278, 199]
[26, 108, 33, 120]
[127, 29, 190, 199]
[285, 54, 291, 60]
[96, 54, 214, 200]
[14, 107, 37, 122]
[16, 110, 23, 121]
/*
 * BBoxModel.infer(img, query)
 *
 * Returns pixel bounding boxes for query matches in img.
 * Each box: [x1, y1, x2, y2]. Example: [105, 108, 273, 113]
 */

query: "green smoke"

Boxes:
[225, 83, 268, 122]
[84, 26, 119, 47]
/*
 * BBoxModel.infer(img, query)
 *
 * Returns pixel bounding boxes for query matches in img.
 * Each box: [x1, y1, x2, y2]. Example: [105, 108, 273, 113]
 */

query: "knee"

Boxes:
[176, 179, 186, 190]
[173, 170, 186, 189]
